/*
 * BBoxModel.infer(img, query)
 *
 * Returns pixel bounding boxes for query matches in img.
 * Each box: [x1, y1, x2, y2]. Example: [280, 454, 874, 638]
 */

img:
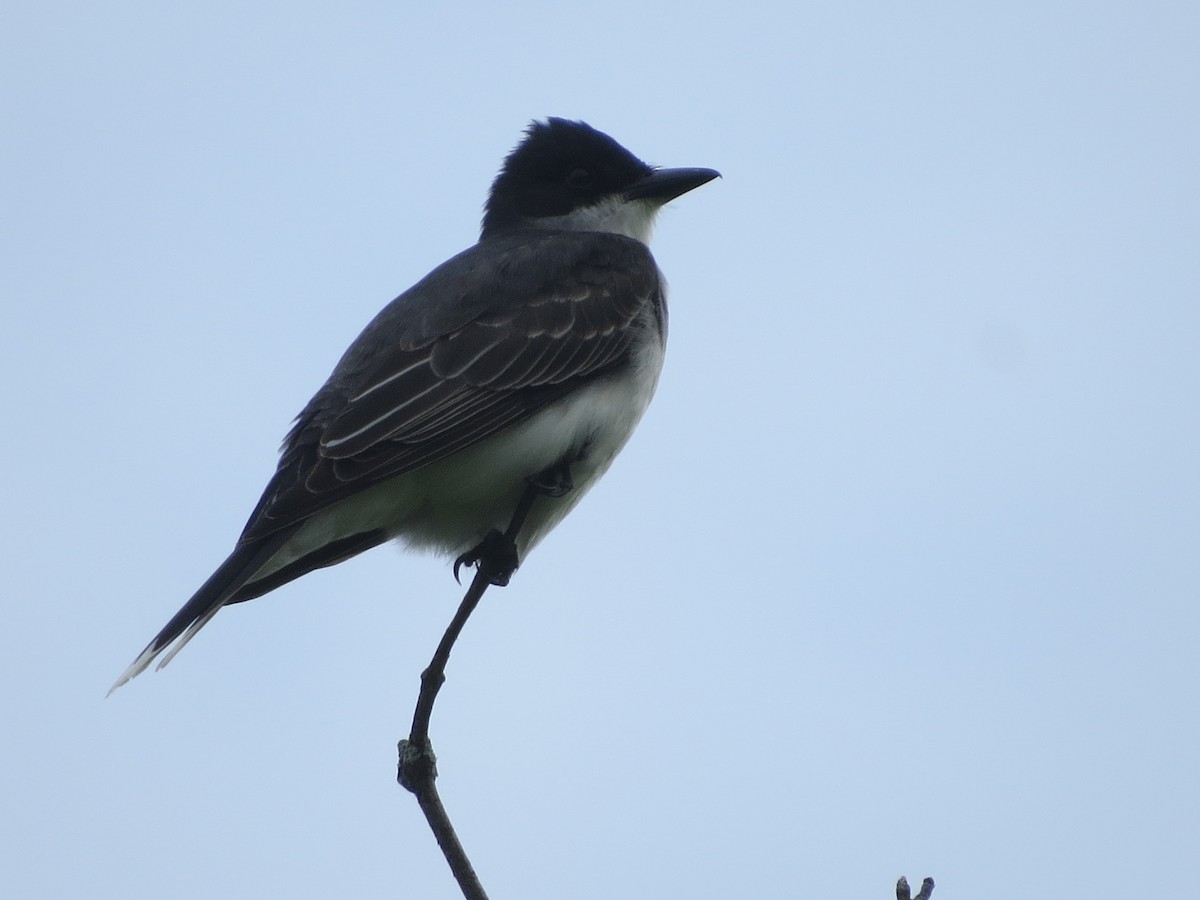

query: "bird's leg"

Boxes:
[452, 458, 576, 586]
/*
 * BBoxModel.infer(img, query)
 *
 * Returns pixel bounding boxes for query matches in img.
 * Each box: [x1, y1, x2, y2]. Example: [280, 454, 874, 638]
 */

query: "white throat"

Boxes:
[535, 196, 660, 245]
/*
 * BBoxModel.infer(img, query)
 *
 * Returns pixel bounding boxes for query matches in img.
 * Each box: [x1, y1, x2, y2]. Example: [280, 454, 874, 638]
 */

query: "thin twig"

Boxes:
[397, 481, 544, 900]
[896, 875, 935, 900]
[409, 568, 492, 744]
[398, 564, 493, 900]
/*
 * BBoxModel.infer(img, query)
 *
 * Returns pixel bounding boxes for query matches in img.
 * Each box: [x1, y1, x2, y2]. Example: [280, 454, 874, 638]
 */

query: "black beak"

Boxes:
[626, 166, 721, 204]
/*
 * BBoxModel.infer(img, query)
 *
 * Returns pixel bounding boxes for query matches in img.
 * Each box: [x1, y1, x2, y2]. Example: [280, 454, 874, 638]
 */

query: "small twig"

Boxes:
[398, 564, 493, 900]
[397, 479, 545, 900]
[896, 875, 935, 900]
[407, 567, 492, 748]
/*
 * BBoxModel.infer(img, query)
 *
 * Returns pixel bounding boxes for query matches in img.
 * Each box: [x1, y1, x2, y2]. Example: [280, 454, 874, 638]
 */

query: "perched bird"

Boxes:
[112, 118, 718, 691]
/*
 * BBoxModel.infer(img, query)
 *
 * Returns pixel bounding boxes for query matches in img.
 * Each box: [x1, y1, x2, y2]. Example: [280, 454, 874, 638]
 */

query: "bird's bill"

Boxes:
[625, 166, 721, 204]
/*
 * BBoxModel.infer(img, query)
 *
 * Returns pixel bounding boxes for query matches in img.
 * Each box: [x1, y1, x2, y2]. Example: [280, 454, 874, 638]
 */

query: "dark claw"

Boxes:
[453, 529, 519, 586]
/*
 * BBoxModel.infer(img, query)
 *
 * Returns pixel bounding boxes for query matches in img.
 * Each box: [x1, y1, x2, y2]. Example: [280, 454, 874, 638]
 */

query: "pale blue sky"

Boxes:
[3, 3, 1198, 898]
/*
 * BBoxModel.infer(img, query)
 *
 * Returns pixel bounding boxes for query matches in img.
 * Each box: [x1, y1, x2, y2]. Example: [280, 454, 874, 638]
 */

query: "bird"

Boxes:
[111, 118, 718, 691]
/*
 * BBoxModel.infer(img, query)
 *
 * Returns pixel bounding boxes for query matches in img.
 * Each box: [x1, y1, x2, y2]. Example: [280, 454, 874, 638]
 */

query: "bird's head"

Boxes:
[481, 118, 719, 243]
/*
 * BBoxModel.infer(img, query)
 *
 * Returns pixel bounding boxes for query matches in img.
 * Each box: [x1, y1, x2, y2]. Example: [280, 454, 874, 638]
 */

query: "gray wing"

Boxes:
[239, 230, 664, 543]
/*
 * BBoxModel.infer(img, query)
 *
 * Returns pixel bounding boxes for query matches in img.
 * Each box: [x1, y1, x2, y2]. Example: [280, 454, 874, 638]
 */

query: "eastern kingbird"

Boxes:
[112, 118, 718, 690]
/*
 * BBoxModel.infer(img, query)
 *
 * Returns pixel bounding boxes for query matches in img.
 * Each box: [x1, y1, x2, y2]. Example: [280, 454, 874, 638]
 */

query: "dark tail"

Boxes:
[108, 531, 295, 694]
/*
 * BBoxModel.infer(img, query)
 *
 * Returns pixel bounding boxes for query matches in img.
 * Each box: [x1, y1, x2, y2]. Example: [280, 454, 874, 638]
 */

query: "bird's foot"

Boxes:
[453, 529, 519, 586]
[450, 460, 578, 586]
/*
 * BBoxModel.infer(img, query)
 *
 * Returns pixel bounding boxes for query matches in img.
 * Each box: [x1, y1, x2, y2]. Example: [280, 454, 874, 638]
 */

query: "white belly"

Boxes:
[260, 335, 665, 576]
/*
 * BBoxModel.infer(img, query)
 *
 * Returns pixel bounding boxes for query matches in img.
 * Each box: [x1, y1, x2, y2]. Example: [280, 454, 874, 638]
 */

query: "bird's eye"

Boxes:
[565, 167, 594, 188]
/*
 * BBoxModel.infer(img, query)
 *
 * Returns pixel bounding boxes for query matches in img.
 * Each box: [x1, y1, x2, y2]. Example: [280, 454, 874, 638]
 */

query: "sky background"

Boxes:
[3, 2, 1198, 898]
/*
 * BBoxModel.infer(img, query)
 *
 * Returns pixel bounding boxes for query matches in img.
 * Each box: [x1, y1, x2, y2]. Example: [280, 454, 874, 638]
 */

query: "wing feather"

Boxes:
[238, 230, 663, 543]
